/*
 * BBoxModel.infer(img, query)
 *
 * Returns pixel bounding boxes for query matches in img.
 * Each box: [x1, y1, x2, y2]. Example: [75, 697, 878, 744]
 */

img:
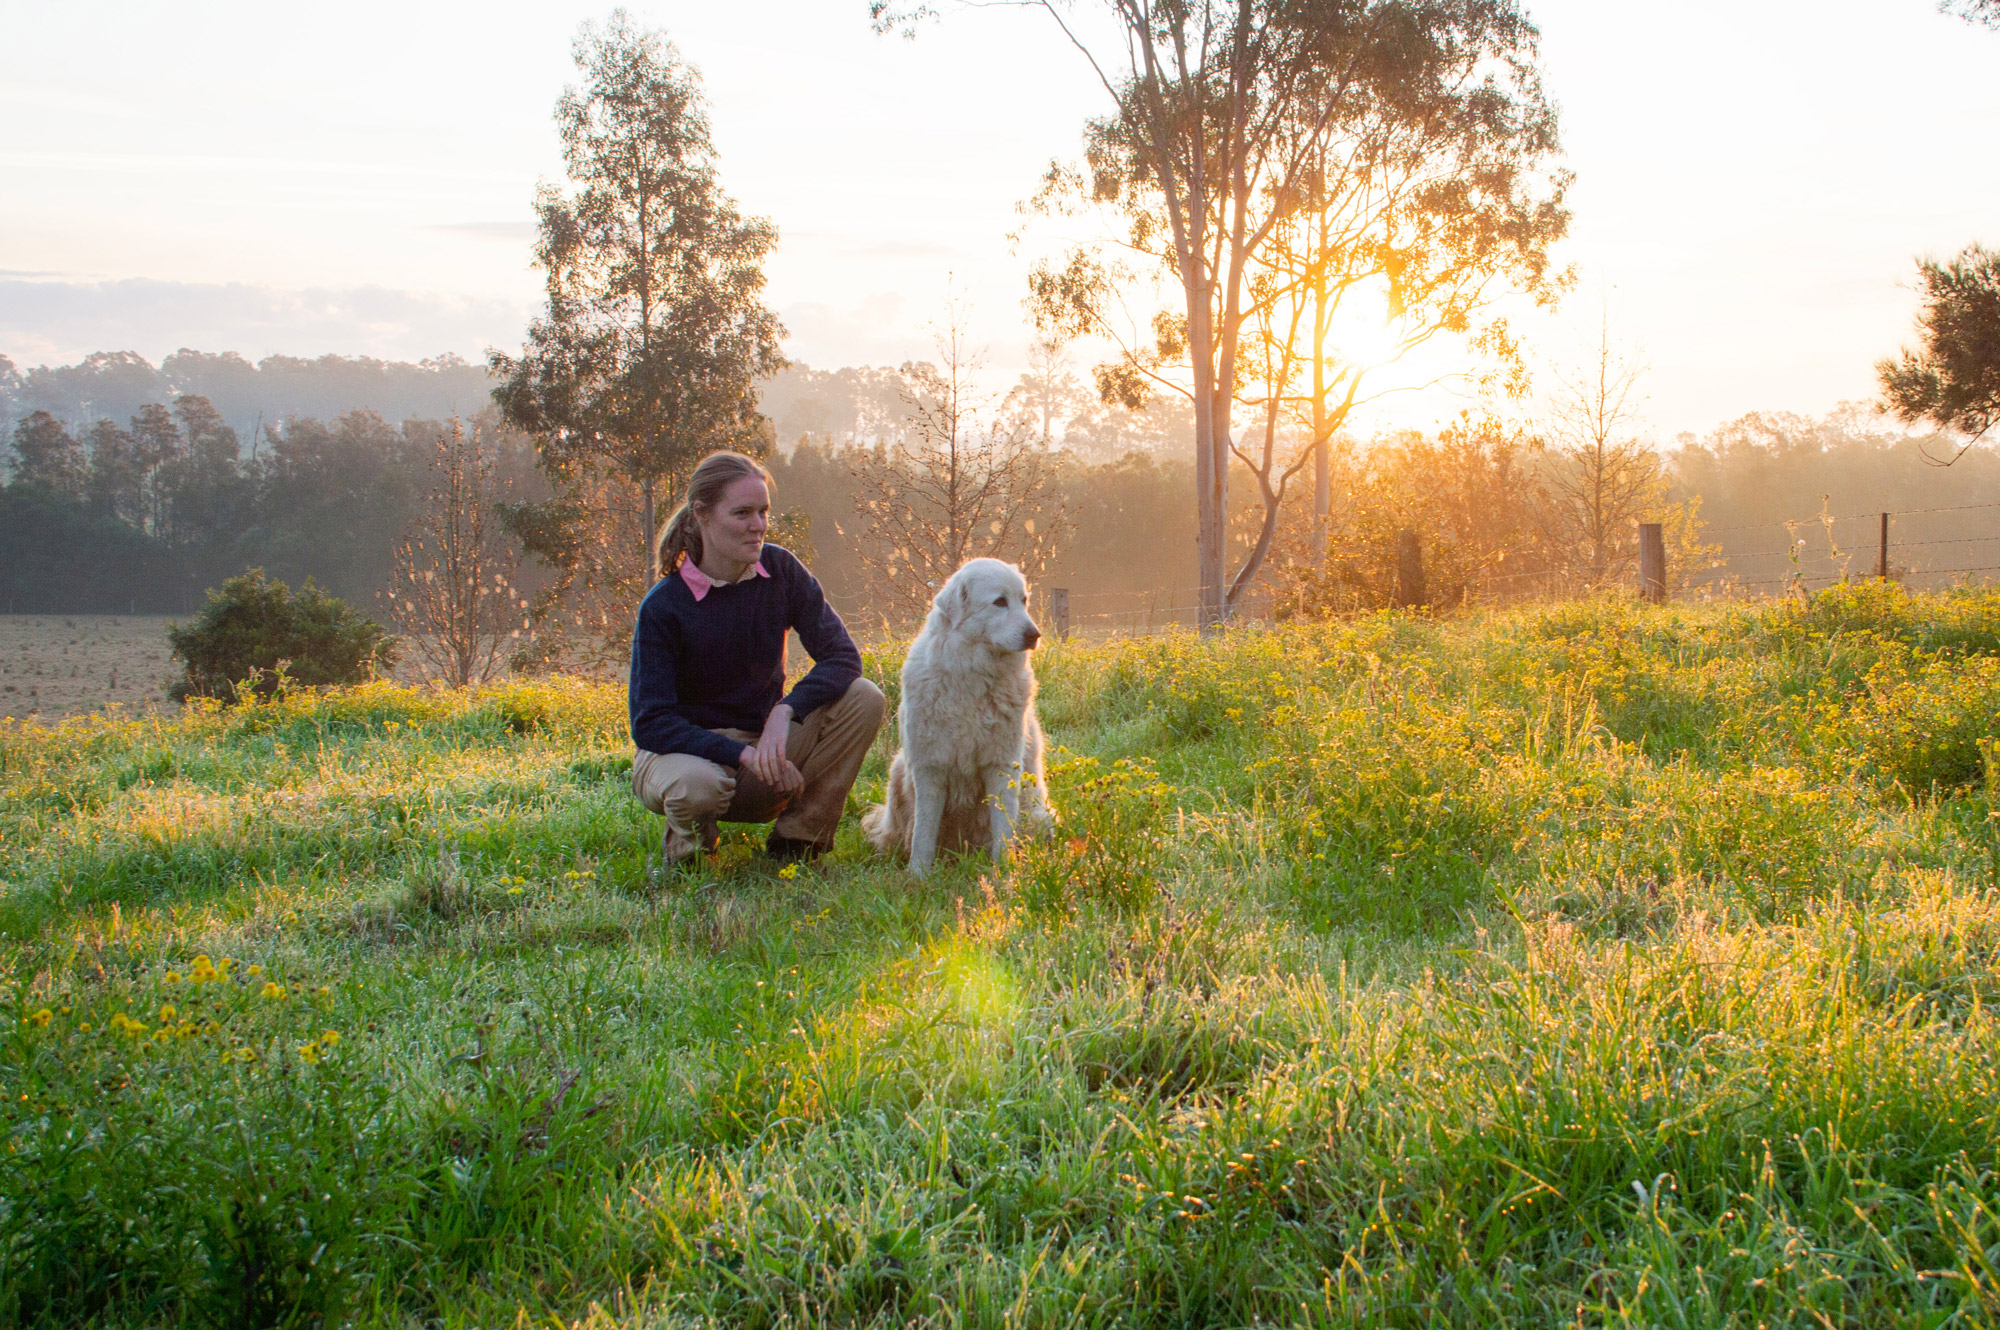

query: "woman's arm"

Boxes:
[628, 597, 753, 767]
[774, 549, 862, 721]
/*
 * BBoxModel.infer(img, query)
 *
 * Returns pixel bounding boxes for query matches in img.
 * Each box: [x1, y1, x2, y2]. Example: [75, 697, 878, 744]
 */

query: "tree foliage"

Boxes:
[1878, 243, 2000, 464]
[1945, 0, 1999, 28]
[491, 8, 784, 603]
[994, 0, 1568, 626]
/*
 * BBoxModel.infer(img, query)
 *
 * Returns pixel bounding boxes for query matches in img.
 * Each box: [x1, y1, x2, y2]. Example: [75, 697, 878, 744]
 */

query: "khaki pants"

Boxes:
[632, 677, 886, 860]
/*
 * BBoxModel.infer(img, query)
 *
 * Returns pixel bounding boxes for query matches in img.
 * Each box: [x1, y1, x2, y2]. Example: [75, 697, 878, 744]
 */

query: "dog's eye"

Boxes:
[993, 596, 1007, 607]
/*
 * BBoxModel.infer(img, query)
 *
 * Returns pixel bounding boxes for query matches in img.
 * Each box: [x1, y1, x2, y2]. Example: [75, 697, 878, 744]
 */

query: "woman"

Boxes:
[628, 451, 885, 865]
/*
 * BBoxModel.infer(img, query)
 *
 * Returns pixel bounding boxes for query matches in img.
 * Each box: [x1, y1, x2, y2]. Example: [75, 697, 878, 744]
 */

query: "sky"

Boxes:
[1, 0, 1994, 442]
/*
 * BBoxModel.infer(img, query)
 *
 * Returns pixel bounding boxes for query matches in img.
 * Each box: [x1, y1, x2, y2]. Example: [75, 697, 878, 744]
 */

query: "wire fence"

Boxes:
[1037, 502, 2000, 638]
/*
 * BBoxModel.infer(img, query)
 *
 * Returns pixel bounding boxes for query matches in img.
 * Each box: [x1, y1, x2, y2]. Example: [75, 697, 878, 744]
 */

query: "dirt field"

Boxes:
[0, 615, 180, 724]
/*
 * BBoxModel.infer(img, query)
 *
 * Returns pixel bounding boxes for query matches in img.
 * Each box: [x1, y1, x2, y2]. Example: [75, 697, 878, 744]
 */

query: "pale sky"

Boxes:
[1, 0, 1994, 441]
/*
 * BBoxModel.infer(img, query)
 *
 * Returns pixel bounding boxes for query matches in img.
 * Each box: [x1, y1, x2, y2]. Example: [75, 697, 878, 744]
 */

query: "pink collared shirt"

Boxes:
[679, 554, 771, 602]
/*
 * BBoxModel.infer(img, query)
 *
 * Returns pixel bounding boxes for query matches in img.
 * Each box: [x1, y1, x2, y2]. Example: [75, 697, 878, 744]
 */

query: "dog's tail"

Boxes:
[861, 750, 912, 854]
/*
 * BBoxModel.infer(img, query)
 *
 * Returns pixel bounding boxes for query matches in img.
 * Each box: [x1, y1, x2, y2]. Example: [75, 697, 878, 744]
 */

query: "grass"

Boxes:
[5, 580, 2000, 1325]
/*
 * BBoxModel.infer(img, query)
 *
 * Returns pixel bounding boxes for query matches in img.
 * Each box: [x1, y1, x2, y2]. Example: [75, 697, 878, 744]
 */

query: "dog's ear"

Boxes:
[931, 577, 964, 626]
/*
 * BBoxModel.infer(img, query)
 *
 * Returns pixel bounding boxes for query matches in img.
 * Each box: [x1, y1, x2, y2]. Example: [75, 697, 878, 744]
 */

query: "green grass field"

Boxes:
[7, 582, 2000, 1327]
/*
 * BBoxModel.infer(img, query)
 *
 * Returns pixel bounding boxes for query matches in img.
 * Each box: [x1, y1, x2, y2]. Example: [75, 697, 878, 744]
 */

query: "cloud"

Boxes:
[0, 277, 534, 367]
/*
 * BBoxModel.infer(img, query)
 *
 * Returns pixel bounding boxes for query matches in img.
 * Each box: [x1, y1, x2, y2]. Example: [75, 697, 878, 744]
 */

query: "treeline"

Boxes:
[1, 401, 539, 614]
[0, 350, 495, 451]
[3, 359, 1983, 626]
[0, 350, 1191, 474]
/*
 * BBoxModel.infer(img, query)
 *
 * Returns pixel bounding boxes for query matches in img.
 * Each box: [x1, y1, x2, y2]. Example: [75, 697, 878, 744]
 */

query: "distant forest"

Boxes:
[3, 346, 1991, 627]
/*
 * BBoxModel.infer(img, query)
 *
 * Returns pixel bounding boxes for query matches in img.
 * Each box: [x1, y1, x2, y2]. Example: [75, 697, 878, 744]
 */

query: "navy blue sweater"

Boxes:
[628, 544, 862, 767]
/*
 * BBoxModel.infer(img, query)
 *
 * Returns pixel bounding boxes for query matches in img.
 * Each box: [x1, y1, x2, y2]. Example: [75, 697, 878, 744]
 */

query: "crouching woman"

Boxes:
[629, 451, 885, 865]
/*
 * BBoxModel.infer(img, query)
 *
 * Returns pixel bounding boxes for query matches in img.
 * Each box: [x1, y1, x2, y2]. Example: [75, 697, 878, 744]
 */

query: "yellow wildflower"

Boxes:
[30, 1008, 53, 1028]
[163, 971, 181, 984]
[260, 982, 286, 1000]
[246, 964, 263, 977]
[297, 1042, 321, 1065]
[319, 1029, 340, 1047]
[158, 1004, 176, 1022]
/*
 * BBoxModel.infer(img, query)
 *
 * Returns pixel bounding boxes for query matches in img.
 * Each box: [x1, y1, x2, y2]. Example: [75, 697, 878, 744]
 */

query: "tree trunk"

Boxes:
[1189, 286, 1225, 633]
[642, 472, 657, 585]
[1311, 268, 1330, 566]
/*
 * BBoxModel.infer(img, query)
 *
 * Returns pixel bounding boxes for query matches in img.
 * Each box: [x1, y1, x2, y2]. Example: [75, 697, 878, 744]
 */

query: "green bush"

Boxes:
[167, 569, 395, 703]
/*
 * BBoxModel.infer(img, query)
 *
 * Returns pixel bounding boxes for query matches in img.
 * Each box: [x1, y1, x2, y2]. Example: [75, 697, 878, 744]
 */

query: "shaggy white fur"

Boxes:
[862, 558, 1054, 876]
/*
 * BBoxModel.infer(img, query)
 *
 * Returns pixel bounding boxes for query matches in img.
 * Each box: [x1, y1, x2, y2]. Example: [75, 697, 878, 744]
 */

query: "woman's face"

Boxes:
[696, 474, 770, 569]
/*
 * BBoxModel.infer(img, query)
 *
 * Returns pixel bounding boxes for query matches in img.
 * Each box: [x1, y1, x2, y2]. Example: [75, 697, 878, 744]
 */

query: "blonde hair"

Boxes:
[655, 451, 775, 575]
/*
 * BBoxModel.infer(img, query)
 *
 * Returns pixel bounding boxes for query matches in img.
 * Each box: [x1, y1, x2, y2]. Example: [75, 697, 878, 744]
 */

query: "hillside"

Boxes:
[5, 585, 2000, 1325]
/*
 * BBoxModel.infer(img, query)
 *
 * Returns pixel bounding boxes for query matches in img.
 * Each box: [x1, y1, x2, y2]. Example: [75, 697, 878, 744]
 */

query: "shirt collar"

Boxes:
[679, 554, 770, 602]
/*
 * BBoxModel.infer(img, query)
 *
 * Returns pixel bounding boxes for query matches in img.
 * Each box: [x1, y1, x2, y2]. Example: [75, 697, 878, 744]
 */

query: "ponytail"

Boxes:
[655, 450, 775, 576]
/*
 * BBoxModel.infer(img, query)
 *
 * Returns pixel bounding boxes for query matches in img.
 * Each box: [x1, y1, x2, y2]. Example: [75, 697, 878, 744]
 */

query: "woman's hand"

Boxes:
[742, 704, 803, 794]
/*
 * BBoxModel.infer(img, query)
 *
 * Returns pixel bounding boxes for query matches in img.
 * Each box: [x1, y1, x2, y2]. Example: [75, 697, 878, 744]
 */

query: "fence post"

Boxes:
[1639, 522, 1666, 603]
[1050, 587, 1070, 641]
[1394, 530, 1426, 609]
[1878, 512, 1890, 580]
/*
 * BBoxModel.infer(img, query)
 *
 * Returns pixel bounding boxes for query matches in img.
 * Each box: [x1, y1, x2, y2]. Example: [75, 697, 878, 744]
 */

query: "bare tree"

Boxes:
[1536, 327, 1661, 588]
[387, 418, 526, 686]
[850, 299, 1070, 626]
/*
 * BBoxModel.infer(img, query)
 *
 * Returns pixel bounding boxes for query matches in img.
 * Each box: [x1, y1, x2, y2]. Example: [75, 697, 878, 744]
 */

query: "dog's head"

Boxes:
[931, 558, 1041, 654]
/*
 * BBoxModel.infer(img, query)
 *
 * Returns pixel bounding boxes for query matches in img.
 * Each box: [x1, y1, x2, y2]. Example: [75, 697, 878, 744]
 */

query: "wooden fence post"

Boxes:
[1639, 522, 1666, 603]
[1394, 530, 1426, 609]
[1050, 587, 1070, 641]
[1878, 512, 1890, 580]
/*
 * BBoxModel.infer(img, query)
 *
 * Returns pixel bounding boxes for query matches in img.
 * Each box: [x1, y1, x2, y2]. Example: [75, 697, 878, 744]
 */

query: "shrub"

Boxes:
[167, 569, 395, 703]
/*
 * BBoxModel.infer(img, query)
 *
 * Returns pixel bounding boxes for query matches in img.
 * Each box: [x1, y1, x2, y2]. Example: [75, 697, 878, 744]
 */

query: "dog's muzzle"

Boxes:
[1020, 623, 1042, 651]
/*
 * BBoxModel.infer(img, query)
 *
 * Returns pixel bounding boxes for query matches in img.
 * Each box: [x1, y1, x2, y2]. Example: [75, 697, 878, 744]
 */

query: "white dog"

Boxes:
[863, 558, 1054, 876]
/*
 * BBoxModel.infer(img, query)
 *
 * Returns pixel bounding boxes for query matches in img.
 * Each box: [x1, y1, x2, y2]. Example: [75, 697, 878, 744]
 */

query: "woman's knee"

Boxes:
[842, 676, 887, 725]
[633, 750, 735, 820]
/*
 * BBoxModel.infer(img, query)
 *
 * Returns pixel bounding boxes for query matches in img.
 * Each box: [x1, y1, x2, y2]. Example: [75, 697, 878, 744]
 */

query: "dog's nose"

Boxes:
[1022, 623, 1041, 650]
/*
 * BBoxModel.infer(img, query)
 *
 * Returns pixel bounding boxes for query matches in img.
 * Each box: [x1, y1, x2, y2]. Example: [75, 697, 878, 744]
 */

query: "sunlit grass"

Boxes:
[6, 581, 2000, 1325]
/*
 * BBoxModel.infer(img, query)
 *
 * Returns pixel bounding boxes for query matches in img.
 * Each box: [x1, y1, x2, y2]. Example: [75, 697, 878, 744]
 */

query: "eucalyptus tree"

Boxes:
[1946, 0, 1998, 28]
[492, 9, 784, 595]
[878, 0, 1568, 626]
[1878, 243, 2000, 465]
